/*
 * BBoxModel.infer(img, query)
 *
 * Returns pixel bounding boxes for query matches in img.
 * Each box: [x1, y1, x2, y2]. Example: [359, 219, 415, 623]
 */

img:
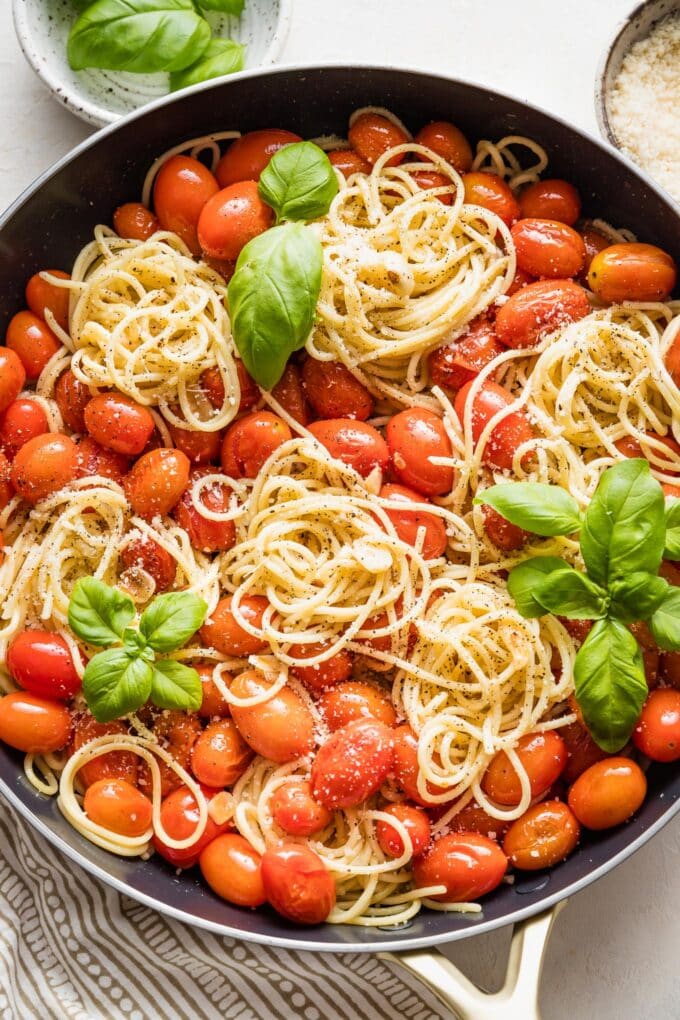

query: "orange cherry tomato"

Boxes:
[200, 595, 269, 656]
[216, 129, 302, 187]
[317, 680, 397, 731]
[25, 269, 71, 332]
[614, 432, 680, 473]
[376, 802, 431, 858]
[393, 724, 431, 806]
[588, 243, 677, 303]
[119, 534, 176, 592]
[73, 716, 137, 788]
[84, 393, 155, 457]
[495, 278, 590, 349]
[308, 419, 389, 479]
[302, 358, 373, 421]
[7, 630, 80, 701]
[449, 799, 509, 841]
[462, 172, 520, 227]
[230, 669, 315, 763]
[55, 370, 90, 434]
[270, 362, 310, 427]
[454, 379, 534, 472]
[311, 717, 394, 809]
[413, 832, 507, 901]
[428, 316, 505, 392]
[270, 779, 333, 837]
[568, 758, 647, 830]
[0, 348, 26, 415]
[138, 711, 202, 798]
[200, 832, 266, 906]
[482, 731, 567, 806]
[0, 398, 49, 460]
[518, 179, 581, 226]
[167, 421, 222, 465]
[261, 843, 336, 924]
[348, 112, 409, 167]
[288, 642, 353, 692]
[503, 800, 580, 870]
[327, 149, 371, 177]
[196, 665, 231, 720]
[83, 778, 151, 837]
[123, 448, 190, 518]
[511, 218, 586, 279]
[5, 310, 61, 380]
[411, 171, 454, 205]
[0, 452, 13, 512]
[197, 182, 274, 262]
[191, 719, 253, 788]
[0, 692, 71, 753]
[201, 362, 259, 415]
[221, 411, 292, 479]
[414, 121, 473, 172]
[580, 226, 610, 277]
[379, 482, 448, 559]
[153, 155, 219, 255]
[174, 469, 236, 553]
[76, 436, 129, 484]
[11, 433, 78, 503]
[481, 504, 529, 552]
[153, 785, 230, 867]
[386, 407, 454, 497]
[113, 202, 159, 241]
[632, 688, 680, 762]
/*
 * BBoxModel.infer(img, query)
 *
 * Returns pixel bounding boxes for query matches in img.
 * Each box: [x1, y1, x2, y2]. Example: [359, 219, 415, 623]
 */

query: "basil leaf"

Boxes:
[196, 0, 244, 11]
[574, 617, 647, 753]
[258, 142, 339, 223]
[608, 573, 669, 623]
[649, 588, 680, 651]
[474, 483, 581, 537]
[506, 557, 574, 618]
[580, 459, 665, 586]
[139, 592, 207, 652]
[82, 649, 153, 723]
[72, 0, 94, 10]
[663, 499, 680, 560]
[169, 38, 245, 91]
[228, 223, 323, 389]
[68, 0, 211, 74]
[68, 578, 135, 647]
[150, 660, 203, 711]
[533, 568, 608, 619]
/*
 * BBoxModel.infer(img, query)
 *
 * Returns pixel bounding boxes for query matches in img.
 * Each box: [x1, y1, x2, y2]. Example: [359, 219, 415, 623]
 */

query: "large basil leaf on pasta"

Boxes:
[506, 556, 573, 618]
[169, 38, 245, 92]
[663, 499, 680, 560]
[82, 648, 153, 722]
[68, 578, 135, 647]
[150, 660, 203, 711]
[649, 588, 680, 651]
[228, 223, 323, 389]
[608, 573, 669, 624]
[474, 482, 582, 537]
[139, 592, 207, 652]
[532, 567, 608, 619]
[259, 142, 339, 222]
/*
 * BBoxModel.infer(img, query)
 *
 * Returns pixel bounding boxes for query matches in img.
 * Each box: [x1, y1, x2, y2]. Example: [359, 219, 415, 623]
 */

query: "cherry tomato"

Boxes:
[393, 724, 431, 806]
[0, 348, 26, 414]
[386, 408, 454, 497]
[167, 421, 221, 465]
[124, 448, 190, 518]
[7, 630, 80, 701]
[495, 278, 590, 349]
[271, 362, 310, 427]
[153, 155, 219, 255]
[462, 172, 520, 227]
[481, 504, 528, 552]
[5, 311, 61, 380]
[482, 732, 567, 807]
[414, 121, 473, 172]
[221, 411, 292, 479]
[568, 758, 647, 830]
[580, 226, 609, 276]
[174, 469, 236, 553]
[614, 433, 680, 475]
[376, 803, 430, 858]
[348, 112, 409, 167]
[379, 483, 447, 559]
[200, 595, 269, 656]
[288, 642, 353, 692]
[153, 785, 230, 867]
[197, 182, 274, 262]
[200, 832, 267, 906]
[519, 179, 581, 225]
[311, 717, 394, 809]
[202, 362, 259, 415]
[83, 778, 151, 837]
[308, 419, 389, 479]
[449, 799, 509, 841]
[11, 433, 78, 503]
[0, 399, 49, 460]
[327, 149, 371, 177]
[73, 716, 138, 788]
[84, 393, 155, 457]
[138, 711, 202, 798]
[0, 692, 71, 753]
[261, 843, 336, 924]
[632, 689, 680, 762]
[454, 380, 534, 472]
[302, 358, 373, 421]
[411, 171, 454, 205]
[317, 680, 397, 731]
[270, 779, 333, 837]
[413, 832, 507, 901]
[191, 719, 253, 788]
[0, 452, 13, 512]
[196, 665, 231, 720]
[503, 800, 580, 870]
[113, 202, 159, 241]
[230, 669, 315, 763]
[25, 269, 71, 332]
[504, 266, 536, 299]
[511, 219, 586, 279]
[664, 333, 680, 388]
[55, 370, 90, 434]
[119, 534, 176, 592]
[216, 129, 302, 187]
[559, 719, 608, 784]
[76, 436, 129, 484]
[428, 316, 505, 392]
[588, 243, 676, 303]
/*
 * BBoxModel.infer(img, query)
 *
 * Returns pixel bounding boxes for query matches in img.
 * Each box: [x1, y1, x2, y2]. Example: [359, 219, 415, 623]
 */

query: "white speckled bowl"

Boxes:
[12, 0, 291, 127]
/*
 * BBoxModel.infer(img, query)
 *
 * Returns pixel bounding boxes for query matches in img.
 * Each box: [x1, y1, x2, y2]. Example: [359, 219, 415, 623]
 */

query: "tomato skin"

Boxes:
[665, 333, 680, 388]
[580, 227, 609, 277]
[302, 358, 373, 421]
[153, 155, 219, 255]
[0, 399, 49, 460]
[376, 803, 431, 858]
[6, 311, 61, 380]
[55, 370, 90, 434]
[73, 716, 138, 788]
[519, 179, 581, 226]
[197, 665, 231, 720]
[124, 448, 190, 518]
[588, 243, 676, 303]
[481, 504, 529, 552]
[229, 669, 315, 763]
[311, 717, 395, 810]
[511, 218, 586, 279]
[113, 202, 159, 241]
[167, 421, 222, 465]
[83, 778, 152, 838]
[139, 711, 202, 798]
[428, 316, 506, 392]
[560, 719, 608, 784]
[11, 433, 78, 503]
[0, 452, 13, 512]
[454, 380, 534, 472]
[449, 800, 509, 841]
[411, 171, 454, 205]
[216, 129, 302, 187]
[632, 689, 680, 762]
[567, 758, 647, 830]
[0, 348, 26, 414]
[0, 692, 71, 753]
[348, 112, 409, 167]
[482, 732, 567, 807]
[200, 833, 267, 906]
[386, 408, 454, 497]
[308, 419, 389, 479]
[288, 643, 353, 692]
[462, 172, 520, 227]
[495, 279, 590, 349]
[414, 121, 473, 172]
[26, 269, 71, 332]
[84, 393, 155, 457]
[614, 432, 680, 472]
[119, 535, 176, 592]
[221, 411, 292, 479]
[191, 719, 253, 788]
[327, 149, 371, 177]
[393, 725, 431, 806]
[270, 362, 310, 427]
[379, 483, 448, 559]
[197, 182, 275, 262]
[76, 436, 129, 484]
[200, 595, 268, 656]
[270, 779, 333, 837]
[317, 680, 397, 731]
[261, 844, 336, 925]
[174, 469, 236, 553]
[202, 362, 259, 415]
[413, 832, 507, 901]
[503, 800, 580, 870]
[153, 785, 229, 868]
[7, 631, 80, 701]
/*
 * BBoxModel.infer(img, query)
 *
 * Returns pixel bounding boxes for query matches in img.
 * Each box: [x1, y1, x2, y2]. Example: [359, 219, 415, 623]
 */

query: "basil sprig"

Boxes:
[68, 578, 206, 722]
[478, 459, 680, 753]
[258, 142, 339, 223]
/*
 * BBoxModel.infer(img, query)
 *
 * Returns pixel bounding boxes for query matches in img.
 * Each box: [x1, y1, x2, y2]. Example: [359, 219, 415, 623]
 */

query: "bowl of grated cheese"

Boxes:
[596, 0, 680, 205]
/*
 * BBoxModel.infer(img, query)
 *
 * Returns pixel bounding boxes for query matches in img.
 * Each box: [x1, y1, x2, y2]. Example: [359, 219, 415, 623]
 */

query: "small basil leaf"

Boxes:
[533, 568, 608, 619]
[228, 223, 323, 389]
[150, 660, 203, 712]
[649, 588, 680, 651]
[258, 142, 339, 223]
[608, 573, 669, 623]
[122, 627, 149, 656]
[195, 0, 244, 10]
[474, 483, 582, 537]
[68, 577, 135, 647]
[580, 459, 665, 586]
[82, 649, 153, 723]
[169, 38, 245, 91]
[139, 592, 208, 652]
[663, 499, 680, 560]
[506, 557, 574, 618]
[574, 617, 647, 753]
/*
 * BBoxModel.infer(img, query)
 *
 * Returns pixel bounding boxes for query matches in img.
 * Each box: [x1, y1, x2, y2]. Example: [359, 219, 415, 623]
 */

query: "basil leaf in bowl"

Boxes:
[170, 38, 245, 91]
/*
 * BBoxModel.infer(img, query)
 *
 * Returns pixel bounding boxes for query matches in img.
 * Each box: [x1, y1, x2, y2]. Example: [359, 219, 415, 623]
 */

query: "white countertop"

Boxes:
[0, 1, 678, 1017]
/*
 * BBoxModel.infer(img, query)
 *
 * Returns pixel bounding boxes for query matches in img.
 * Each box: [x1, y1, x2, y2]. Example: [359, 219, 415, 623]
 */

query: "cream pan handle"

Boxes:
[380, 902, 565, 1020]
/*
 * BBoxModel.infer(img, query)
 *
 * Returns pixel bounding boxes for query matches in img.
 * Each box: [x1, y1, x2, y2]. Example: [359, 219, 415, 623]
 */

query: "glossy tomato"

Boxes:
[588, 243, 676, 303]
[376, 803, 431, 858]
[197, 182, 274, 262]
[191, 719, 253, 787]
[123, 448, 190, 518]
[495, 279, 590, 348]
[414, 121, 473, 172]
[503, 800, 580, 870]
[428, 316, 505, 392]
[270, 779, 333, 837]
[153, 155, 219, 255]
[386, 408, 454, 497]
[199, 833, 266, 906]
[317, 680, 397, 731]
[567, 758, 647, 830]
[0, 399, 49, 460]
[113, 203, 159, 241]
[310, 717, 394, 809]
[288, 643, 353, 692]
[454, 380, 534, 472]
[84, 393, 155, 457]
[229, 669, 315, 763]
[379, 483, 448, 559]
[25, 269, 71, 332]
[462, 172, 520, 226]
[5, 311, 61, 380]
[261, 844, 336, 924]
[413, 832, 507, 901]
[7, 630, 80, 701]
[153, 785, 230, 868]
[0, 693, 71, 753]
[633, 689, 680, 762]
[481, 731, 567, 806]
[511, 219, 586, 279]
[11, 433, 79, 503]
[216, 129, 302, 187]
[200, 595, 268, 656]
[518, 179, 581, 225]
[55, 370, 90, 434]
[0, 348, 26, 414]
[301, 358, 373, 421]
[83, 779, 152, 837]
[221, 411, 292, 479]
[308, 419, 389, 478]
[119, 535, 176, 592]
[348, 112, 408, 167]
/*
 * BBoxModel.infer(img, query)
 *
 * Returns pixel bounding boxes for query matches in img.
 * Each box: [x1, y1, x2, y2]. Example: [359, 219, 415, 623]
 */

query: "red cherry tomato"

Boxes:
[327, 149, 372, 177]
[73, 716, 138, 789]
[200, 595, 269, 656]
[481, 504, 529, 552]
[76, 436, 130, 484]
[200, 833, 267, 906]
[0, 452, 13, 512]
[5, 311, 61, 380]
[83, 779, 152, 837]
[11, 433, 78, 503]
[518, 179, 581, 225]
[25, 269, 71, 332]
[174, 469, 236, 553]
[386, 408, 454, 497]
[317, 680, 397, 731]
[311, 717, 394, 809]
[428, 316, 505, 392]
[270, 779, 333, 837]
[138, 711, 202, 798]
[0, 348, 26, 415]
[413, 832, 507, 901]
[392, 724, 433, 807]
[221, 411, 292, 479]
[588, 243, 676, 303]
[665, 332, 680, 389]
[379, 483, 448, 559]
[495, 279, 590, 349]
[7, 630, 80, 701]
[301, 358, 373, 421]
[504, 266, 536, 299]
[153, 786, 230, 868]
[167, 420, 222, 465]
[449, 799, 509, 841]
[216, 129, 302, 187]
[0, 398, 49, 460]
[454, 380, 534, 472]
[123, 448, 190, 518]
[288, 642, 353, 692]
[462, 172, 520, 227]
[568, 758, 647, 830]
[614, 432, 680, 474]
[84, 393, 155, 457]
[0, 692, 71, 753]
[197, 182, 274, 262]
[481, 731, 567, 806]
[414, 121, 473, 172]
[261, 843, 336, 925]
[632, 688, 680, 762]
[119, 535, 176, 592]
[503, 800, 580, 870]
[411, 171, 454, 205]
[557, 719, 608, 784]
[55, 370, 90, 434]
[348, 112, 409, 167]
[580, 226, 610, 277]
[153, 155, 219, 255]
[376, 803, 431, 858]
[196, 664, 231, 720]
[202, 362, 259, 415]
[511, 218, 586, 279]
[113, 202, 159, 241]
[191, 719, 253, 788]
[271, 362, 310, 427]
[308, 419, 389, 479]
[229, 669, 315, 763]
